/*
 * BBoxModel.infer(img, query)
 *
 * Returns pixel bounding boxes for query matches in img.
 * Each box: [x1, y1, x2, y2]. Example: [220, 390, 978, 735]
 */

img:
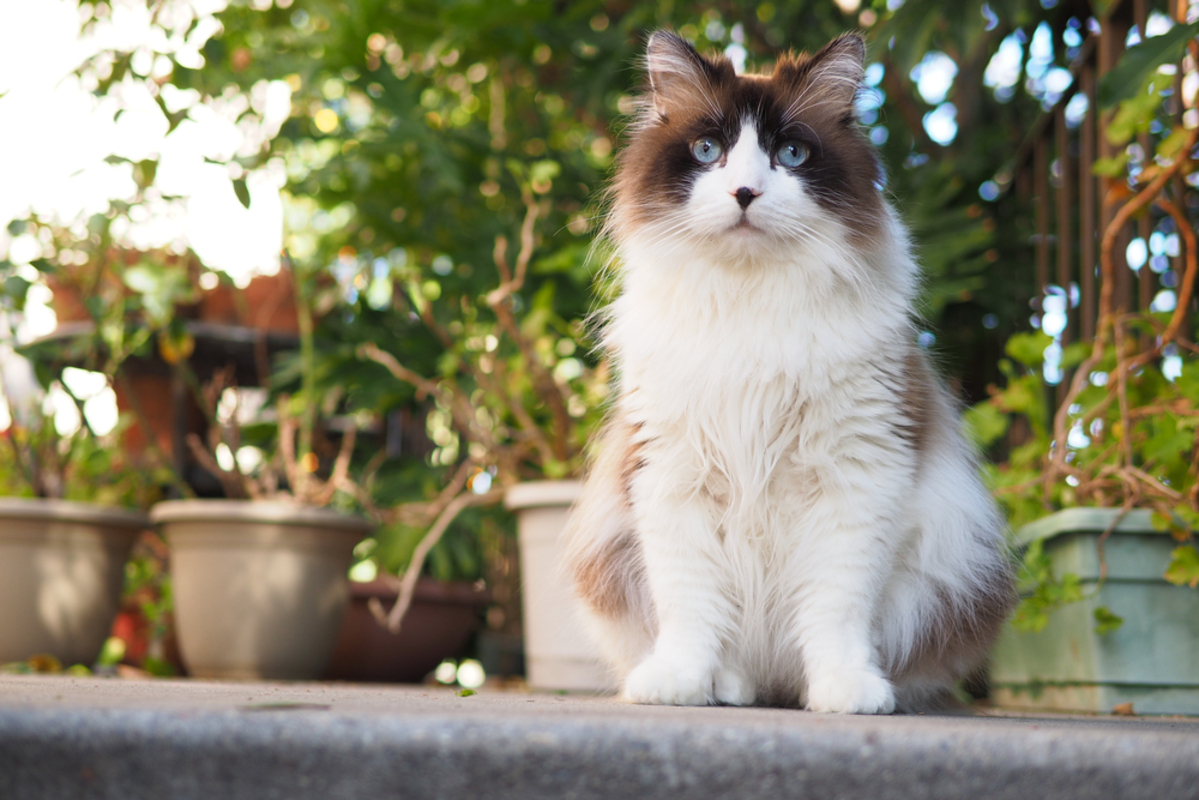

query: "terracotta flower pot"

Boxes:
[323, 578, 489, 683]
[151, 499, 370, 680]
[0, 498, 147, 666]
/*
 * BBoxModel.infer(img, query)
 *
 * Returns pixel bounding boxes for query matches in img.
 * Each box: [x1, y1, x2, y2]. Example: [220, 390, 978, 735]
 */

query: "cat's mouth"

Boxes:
[730, 214, 762, 233]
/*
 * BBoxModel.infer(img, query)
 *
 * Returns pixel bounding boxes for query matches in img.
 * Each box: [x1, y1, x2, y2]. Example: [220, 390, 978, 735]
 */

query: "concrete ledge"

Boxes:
[2, 676, 1198, 799]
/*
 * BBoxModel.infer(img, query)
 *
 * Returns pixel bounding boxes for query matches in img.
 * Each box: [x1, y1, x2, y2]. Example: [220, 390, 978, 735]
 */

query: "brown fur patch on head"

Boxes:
[610, 31, 883, 240]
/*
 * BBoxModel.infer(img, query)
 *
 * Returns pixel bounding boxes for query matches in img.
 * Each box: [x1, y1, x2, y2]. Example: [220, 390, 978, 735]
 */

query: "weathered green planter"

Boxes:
[990, 508, 1199, 715]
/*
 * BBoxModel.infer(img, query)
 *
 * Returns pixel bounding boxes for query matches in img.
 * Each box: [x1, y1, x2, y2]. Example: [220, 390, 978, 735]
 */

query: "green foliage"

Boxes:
[1092, 606, 1124, 636]
[1010, 539, 1085, 632]
[0, 410, 167, 508]
[1165, 545, 1199, 588]
[1098, 21, 1199, 109]
[962, 400, 1009, 449]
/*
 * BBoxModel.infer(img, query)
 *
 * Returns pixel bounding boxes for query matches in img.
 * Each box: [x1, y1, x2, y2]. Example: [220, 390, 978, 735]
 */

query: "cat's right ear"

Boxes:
[645, 31, 724, 119]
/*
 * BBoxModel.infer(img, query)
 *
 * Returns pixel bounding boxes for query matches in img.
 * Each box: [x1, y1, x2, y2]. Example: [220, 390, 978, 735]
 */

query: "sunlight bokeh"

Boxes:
[0, 0, 290, 433]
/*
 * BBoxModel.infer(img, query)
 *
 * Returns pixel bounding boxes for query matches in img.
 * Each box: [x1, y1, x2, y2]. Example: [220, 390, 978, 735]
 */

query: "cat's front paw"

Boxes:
[713, 664, 755, 706]
[805, 669, 896, 715]
[623, 655, 712, 706]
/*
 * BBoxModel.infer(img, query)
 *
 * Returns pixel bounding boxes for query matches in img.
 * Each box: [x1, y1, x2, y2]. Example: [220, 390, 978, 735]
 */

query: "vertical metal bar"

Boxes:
[1080, 64, 1098, 341]
[1134, 0, 1149, 39]
[1134, 0, 1153, 327]
[1055, 106, 1074, 344]
[1035, 136, 1051, 316]
[1099, 2, 1134, 316]
[1138, 214, 1153, 311]
[1055, 106, 1074, 406]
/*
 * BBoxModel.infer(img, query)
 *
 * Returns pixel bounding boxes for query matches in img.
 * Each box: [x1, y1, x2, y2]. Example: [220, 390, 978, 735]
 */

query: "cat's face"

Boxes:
[612, 32, 884, 259]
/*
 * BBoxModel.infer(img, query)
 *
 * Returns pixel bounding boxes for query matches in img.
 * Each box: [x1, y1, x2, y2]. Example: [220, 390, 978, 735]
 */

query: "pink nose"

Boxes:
[734, 187, 760, 209]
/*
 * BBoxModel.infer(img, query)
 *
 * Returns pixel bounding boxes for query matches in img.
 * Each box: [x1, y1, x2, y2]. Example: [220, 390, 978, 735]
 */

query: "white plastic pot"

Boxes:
[0, 498, 146, 666]
[151, 499, 370, 680]
[505, 481, 614, 692]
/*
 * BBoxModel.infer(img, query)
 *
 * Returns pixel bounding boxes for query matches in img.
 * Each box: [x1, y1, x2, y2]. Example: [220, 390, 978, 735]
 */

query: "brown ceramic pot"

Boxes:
[323, 578, 488, 683]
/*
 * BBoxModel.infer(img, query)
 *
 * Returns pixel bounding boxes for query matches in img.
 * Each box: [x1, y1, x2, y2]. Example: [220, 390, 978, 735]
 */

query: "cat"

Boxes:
[562, 30, 1015, 714]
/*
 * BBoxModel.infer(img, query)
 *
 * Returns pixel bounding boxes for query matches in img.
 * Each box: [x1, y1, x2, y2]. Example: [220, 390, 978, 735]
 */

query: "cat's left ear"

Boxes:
[785, 33, 866, 108]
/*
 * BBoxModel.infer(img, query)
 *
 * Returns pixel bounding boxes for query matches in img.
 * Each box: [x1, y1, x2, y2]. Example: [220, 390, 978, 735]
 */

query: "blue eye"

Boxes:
[691, 138, 724, 164]
[776, 141, 809, 168]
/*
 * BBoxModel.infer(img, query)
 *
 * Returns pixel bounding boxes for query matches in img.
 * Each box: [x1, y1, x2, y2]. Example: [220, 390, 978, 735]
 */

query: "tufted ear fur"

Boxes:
[644, 30, 734, 118]
[775, 33, 866, 110]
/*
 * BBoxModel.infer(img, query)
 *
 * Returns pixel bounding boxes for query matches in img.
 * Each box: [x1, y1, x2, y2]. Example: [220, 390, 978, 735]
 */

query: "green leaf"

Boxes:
[1141, 415, 1192, 467]
[455, 688, 477, 697]
[1157, 126, 1192, 161]
[1059, 341, 1093, 371]
[1092, 154, 1129, 177]
[232, 176, 251, 209]
[1151, 511, 1174, 532]
[1099, 22, 1199, 109]
[963, 401, 1009, 448]
[1004, 330, 1053, 369]
[1172, 504, 1199, 532]
[1105, 71, 1173, 146]
[2, 274, 31, 309]
[1164, 545, 1199, 588]
[1093, 606, 1124, 635]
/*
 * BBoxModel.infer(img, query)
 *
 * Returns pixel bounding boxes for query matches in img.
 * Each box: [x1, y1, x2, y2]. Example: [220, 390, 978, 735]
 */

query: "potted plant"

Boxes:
[977, 325, 1199, 714]
[0, 356, 156, 669]
[43, 0, 624, 689]
[148, 283, 379, 679]
[350, 189, 611, 690]
[972, 26, 1199, 713]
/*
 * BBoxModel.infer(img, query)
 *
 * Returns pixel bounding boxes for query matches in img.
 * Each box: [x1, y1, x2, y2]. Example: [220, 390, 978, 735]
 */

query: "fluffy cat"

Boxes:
[562, 31, 1015, 714]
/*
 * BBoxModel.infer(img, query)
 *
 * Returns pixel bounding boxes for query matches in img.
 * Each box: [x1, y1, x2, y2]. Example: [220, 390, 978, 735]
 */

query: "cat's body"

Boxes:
[563, 31, 1014, 714]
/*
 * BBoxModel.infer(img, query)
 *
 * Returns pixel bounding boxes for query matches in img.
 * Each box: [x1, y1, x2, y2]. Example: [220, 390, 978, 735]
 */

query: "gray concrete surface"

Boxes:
[2, 675, 1198, 799]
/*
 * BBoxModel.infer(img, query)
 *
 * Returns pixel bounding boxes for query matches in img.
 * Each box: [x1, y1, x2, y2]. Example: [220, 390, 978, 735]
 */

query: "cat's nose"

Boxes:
[734, 187, 760, 209]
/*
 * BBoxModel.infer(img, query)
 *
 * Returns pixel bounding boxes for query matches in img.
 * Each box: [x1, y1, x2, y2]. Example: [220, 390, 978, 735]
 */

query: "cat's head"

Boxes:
[611, 31, 884, 262]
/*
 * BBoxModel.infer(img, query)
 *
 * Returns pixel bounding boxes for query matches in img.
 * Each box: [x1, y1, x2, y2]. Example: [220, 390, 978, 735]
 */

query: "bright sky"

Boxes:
[0, 0, 290, 437]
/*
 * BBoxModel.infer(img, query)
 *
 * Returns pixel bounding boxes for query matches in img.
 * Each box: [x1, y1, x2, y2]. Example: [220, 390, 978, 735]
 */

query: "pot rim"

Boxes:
[1015, 507, 1161, 548]
[348, 577, 490, 605]
[150, 498, 373, 532]
[0, 496, 150, 528]
[503, 480, 583, 511]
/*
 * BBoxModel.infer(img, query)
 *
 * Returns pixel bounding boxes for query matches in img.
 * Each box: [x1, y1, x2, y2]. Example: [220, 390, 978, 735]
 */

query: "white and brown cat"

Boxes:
[563, 31, 1014, 714]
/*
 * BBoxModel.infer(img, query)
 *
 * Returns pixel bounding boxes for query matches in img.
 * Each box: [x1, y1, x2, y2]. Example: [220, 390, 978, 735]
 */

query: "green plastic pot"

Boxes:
[990, 508, 1199, 715]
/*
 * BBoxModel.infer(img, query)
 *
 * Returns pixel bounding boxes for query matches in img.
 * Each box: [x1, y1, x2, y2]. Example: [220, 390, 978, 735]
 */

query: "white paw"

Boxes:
[713, 664, 754, 706]
[623, 655, 711, 706]
[806, 669, 896, 715]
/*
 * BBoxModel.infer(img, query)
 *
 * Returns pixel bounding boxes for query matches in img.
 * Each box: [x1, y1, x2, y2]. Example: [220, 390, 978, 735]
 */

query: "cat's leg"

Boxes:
[784, 448, 910, 714]
[622, 488, 738, 706]
[788, 523, 897, 714]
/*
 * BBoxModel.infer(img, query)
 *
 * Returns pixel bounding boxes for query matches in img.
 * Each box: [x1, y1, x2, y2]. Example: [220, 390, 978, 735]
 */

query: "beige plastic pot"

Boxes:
[151, 499, 370, 680]
[505, 481, 615, 692]
[0, 498, 147, 666]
